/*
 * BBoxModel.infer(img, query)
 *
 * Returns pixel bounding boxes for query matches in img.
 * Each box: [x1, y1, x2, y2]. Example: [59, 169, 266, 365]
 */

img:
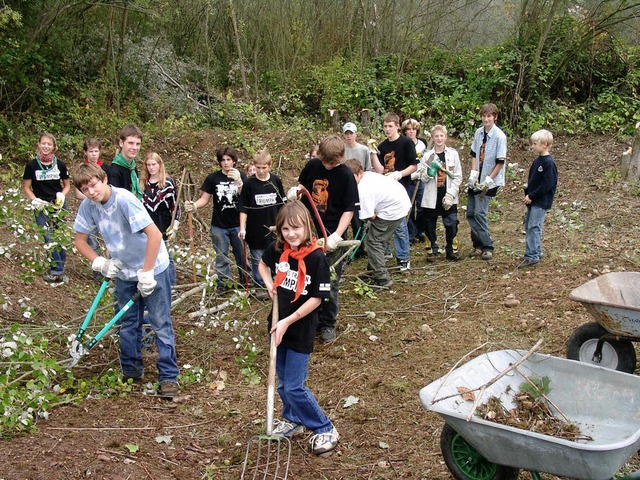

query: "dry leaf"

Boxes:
[457, 386, 475, 401]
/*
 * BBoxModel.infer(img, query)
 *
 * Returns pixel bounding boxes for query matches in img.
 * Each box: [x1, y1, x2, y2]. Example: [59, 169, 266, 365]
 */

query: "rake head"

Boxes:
[240, 434, 291, 480]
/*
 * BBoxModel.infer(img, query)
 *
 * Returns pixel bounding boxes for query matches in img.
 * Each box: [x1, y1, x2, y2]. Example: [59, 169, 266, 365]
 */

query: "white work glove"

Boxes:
[481, 176, 495, 189]
[137, 269, 157, 297]
[92, 256, 123, 279]
[226, 168, 243, 188]
[366, 139, 380, 154]
[442, 193, 454, 210]
[53, 192, 65, 210]
[467, 170, 479, 189]
[287, 186, 300, 201]
[165, 220, 179, 241]
[31, 198, 49, 211]
[410, 171, 421, 181]
[183, 201, 197, 213]
[325, 232, 343, 252]
[385, 171, 402, 181]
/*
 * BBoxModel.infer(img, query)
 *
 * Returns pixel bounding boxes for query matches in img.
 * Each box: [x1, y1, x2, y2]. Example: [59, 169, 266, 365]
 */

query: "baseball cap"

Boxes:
[342, 122, 357, 133]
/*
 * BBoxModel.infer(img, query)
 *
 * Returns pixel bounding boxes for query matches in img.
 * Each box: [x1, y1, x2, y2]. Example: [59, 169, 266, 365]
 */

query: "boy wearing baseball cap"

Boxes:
[342, 122, 371, 172]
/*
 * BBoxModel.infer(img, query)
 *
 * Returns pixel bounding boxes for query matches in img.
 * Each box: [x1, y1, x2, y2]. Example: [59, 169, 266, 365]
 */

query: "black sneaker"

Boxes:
[518, 258, 539, 268]
[446, 252, 462, 261]
[426, 253, 437, 262]
[398, 260, 410, 272]
[43, 273, 66, 286]
[317, 327, 336, 343]
[372, 278, 393, 291]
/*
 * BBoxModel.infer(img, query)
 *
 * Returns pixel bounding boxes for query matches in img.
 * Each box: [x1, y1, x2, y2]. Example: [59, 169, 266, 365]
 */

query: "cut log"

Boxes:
[621, 121, 640, 181]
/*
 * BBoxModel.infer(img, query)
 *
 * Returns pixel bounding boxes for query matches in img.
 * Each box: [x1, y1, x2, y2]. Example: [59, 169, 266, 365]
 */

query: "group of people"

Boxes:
[20, 102, 558, 457]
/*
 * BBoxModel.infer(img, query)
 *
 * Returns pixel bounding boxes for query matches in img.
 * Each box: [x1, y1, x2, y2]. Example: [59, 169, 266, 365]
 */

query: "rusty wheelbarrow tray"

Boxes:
[567, 272, 640, 373]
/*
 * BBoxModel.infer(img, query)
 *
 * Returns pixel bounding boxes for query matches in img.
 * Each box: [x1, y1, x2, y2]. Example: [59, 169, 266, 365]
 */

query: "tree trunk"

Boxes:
[229, 0, 249, 101]
[622, 122, 640, 181]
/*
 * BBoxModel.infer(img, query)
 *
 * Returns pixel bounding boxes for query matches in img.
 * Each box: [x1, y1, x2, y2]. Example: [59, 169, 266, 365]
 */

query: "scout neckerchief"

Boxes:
[112, 152, 143, 199]
[36, 154, 56, 171]
[85, 158, 104, 167]
[273, 239, 323, 302]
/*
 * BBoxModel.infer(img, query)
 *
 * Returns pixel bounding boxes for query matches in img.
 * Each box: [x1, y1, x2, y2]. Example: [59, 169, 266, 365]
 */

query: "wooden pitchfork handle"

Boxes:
[171, 168, 188, 227]
[266, 293, 279, 436]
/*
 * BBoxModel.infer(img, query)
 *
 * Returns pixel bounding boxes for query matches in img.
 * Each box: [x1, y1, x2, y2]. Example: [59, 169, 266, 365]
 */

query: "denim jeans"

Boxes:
[276, 345, 333, 434]
[318, 247, 345, 330]
[466, 193, 493, 251]
[248, 247, 266, 287]
[115, 268, 179, 382]
[524, 206, 547, 261]
[210, 225, 248, 285]
[35, 209, 66, 275]
[393, 217, 410, 262]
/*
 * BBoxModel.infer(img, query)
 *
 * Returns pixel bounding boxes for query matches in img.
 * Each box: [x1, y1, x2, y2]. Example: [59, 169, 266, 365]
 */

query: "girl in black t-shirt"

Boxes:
[22, 132, 70, 284]
[257, 201, 340, 456]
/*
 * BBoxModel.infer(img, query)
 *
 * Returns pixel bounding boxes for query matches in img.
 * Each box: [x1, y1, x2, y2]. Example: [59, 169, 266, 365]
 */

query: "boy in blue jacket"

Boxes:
[519, 129, 558, 268]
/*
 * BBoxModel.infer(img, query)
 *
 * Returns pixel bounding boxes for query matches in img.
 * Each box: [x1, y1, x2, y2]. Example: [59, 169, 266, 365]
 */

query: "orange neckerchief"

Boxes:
[273, 239, 323, 302]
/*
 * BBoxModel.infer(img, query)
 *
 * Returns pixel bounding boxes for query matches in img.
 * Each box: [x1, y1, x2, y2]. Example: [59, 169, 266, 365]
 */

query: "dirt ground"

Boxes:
[1, 132, 640, 480]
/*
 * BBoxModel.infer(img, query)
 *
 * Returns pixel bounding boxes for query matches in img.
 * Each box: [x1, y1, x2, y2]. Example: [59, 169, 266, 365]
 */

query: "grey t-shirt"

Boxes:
[345, 143, 371, 171]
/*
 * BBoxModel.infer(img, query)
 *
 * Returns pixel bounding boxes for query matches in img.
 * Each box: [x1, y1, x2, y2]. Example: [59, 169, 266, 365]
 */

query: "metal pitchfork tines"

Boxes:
[66, 279, 141, 367]
[241, 293, 291, 479]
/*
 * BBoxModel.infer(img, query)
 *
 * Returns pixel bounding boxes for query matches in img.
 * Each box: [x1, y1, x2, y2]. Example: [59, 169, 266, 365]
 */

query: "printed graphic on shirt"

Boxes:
[276, 264, 310, 296]
[215, 182, 239, 211]
[319, 283, 331, 291]
[35, 165, 61, 182]
[255, 192, 278, 206]
[383, 151, 396, 173]
[312, 179, 329, 213]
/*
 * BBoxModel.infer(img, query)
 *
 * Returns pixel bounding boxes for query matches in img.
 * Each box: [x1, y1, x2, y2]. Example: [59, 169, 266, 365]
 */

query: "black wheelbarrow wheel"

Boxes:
[440, 423, 520, 480]
[566, 322, 636, 373]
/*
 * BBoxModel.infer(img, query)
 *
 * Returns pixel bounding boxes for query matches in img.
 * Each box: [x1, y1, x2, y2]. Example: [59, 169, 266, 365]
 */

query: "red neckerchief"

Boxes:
[38, 151, 54, 164]
[85, 159, 104, 167]
[273, 239, 323, 302]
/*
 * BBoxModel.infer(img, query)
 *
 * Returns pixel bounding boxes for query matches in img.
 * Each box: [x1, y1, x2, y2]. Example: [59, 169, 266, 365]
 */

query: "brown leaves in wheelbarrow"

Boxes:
[476, 394, 588, 441]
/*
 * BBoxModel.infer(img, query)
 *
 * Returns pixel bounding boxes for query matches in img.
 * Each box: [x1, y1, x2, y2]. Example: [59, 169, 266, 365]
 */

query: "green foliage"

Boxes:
[520, 375, 551, 399]
[352, 279, 378, 299]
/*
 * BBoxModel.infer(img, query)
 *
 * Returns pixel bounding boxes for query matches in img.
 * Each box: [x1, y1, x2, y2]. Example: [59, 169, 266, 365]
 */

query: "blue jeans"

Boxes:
[115, 268, 179, 382]
[35, 209, 66, 275]
[524, 206, 547, 261]
[393, 217, 410, 262]
[248, 247, 266, 287]
[210, 225, 248, 285]
[466, 193, 493, 251]
[276, 345, 332, 434]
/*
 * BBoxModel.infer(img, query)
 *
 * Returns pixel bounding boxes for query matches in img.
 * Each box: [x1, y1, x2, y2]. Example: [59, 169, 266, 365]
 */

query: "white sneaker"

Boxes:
[272, 418, 304, 438]
[309, 427, 339, 455]
[398, 260, 410, 272]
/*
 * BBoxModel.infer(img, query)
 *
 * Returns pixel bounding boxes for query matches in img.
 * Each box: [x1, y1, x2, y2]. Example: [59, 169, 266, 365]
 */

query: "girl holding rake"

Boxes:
[257, 200, 340, 456]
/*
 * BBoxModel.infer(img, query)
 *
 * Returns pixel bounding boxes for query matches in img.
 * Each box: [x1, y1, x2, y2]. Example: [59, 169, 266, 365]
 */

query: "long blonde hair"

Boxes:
[140, 151, 167, 188]
[275, 201, 317, 251]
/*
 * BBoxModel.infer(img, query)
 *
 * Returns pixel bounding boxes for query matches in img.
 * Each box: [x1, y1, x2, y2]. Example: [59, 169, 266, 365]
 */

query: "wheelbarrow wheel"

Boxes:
[440, 423, 520, 480]
[566, 322, 636, 373]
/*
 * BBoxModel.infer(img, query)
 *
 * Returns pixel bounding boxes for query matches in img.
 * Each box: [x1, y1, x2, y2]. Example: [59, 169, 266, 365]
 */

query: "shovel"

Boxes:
[241, 293, 291, 479]
[66, 279, 141, 367]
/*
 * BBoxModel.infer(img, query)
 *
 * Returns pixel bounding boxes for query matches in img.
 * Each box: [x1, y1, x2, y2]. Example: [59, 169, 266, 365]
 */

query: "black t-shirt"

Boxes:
[238, 174, 285, 249]
[262, 245, 331, 353]
[297, 159, 359, 234]
[23, 158, 69, 202]
[377, 135, 418, 191]
[201, 170, 248, 228]
[108, 163, 136, 191]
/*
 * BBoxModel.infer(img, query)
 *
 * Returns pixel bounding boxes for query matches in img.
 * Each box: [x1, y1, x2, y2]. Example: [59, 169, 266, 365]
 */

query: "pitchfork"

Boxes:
[240, 293, 291, 479]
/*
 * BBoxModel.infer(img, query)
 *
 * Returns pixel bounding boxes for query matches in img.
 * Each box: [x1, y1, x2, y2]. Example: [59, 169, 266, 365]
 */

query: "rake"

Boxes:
[241, 293, 291, 479]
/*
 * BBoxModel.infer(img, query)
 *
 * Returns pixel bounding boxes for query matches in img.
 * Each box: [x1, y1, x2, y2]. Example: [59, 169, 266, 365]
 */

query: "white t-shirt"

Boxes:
[357, 172, 411, 221]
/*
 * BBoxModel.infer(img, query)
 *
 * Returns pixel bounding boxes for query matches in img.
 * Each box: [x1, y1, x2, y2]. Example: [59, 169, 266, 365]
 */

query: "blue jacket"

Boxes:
[525, 154, 557, 210]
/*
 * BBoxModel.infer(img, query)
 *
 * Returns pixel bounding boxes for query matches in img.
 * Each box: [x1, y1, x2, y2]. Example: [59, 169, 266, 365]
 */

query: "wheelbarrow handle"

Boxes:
[85, 292, 142, 351]
[74, 279, 110, 342]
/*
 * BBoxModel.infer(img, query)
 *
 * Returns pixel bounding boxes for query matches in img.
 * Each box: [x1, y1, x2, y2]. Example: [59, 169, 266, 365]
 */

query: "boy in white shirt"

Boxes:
[345, 159, 411, 290]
